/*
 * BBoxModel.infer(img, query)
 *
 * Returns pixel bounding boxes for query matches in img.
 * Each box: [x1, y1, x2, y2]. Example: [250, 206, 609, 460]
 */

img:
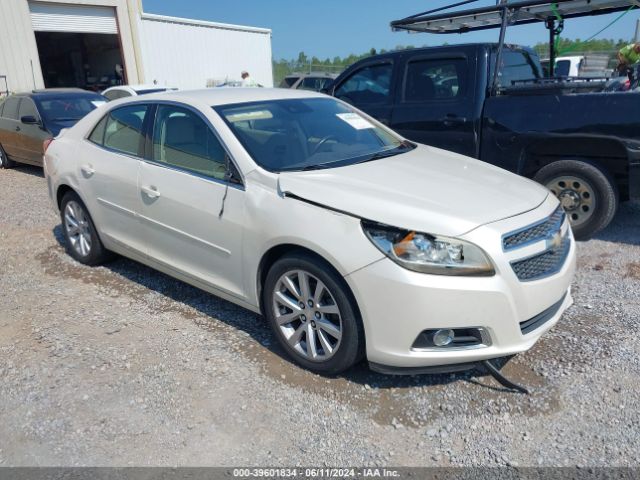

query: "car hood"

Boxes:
[278, 145, 549, 237]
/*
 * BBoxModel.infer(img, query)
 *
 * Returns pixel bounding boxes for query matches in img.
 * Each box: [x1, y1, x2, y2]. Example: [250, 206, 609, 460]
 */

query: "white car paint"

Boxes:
[101, 84, 177, 101]
[44, 88, 575, 372]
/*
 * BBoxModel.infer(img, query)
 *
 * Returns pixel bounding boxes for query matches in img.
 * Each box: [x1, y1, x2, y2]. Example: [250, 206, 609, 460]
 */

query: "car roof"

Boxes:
[105, 84, 175, 93]
[14, 89, 102, 99]
[119, 87, 326, 107]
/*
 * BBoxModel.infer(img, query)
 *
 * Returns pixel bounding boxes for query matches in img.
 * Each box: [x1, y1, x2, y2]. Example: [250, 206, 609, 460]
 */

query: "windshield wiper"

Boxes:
[356, 143, 415, 164]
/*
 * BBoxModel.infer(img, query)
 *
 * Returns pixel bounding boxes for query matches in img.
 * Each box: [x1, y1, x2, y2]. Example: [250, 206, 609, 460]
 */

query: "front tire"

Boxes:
[60, 191, 109, 266]
[0, 143, 16, 169]
[534, 160, 618, 240]
[263, 253, 364, 375]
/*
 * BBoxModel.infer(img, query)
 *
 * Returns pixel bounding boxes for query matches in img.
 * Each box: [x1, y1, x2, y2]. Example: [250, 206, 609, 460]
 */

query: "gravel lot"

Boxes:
[0, 164, 639, 468]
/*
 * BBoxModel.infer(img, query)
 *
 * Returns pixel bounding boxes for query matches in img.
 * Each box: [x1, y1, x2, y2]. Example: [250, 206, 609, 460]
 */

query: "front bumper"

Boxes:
[345, 196, 576, 370]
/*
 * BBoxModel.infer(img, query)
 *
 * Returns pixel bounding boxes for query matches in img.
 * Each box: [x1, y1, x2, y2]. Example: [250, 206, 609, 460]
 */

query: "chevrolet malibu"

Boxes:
[44, 89, 576, 375]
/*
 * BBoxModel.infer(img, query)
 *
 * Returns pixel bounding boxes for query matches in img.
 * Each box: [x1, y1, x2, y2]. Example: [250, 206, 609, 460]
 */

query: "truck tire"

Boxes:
[534, 160, 618, 240]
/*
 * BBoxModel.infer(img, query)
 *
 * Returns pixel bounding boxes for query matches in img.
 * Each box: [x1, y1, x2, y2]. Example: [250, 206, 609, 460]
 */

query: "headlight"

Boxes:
[362, 221, 495, 276]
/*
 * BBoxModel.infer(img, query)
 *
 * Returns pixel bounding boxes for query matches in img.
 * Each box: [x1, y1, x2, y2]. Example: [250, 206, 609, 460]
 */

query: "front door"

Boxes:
[138, 104, 246, 299]
[16, 97, 49, 166]
[332, 61, 396, 126]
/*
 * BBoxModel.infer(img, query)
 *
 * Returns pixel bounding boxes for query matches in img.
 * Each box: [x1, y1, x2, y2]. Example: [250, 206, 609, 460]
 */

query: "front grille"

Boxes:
[510, 235, 571, 281]
[503, 206, 565, 251]
[520, 293, 567, 335]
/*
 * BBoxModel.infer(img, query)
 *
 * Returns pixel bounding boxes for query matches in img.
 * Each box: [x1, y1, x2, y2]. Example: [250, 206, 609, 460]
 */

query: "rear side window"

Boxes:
[152, 105, 227, 180]
[2, 97, 20, 120]
[279, 77, 299, 88]
[88, 115, 109, 145]
[299, 77, 330, 91]
[335, 63, 393, 104]
[404, 57, 468, 102]
[91, 105, 148, 156]
[104, 90, 131, 101]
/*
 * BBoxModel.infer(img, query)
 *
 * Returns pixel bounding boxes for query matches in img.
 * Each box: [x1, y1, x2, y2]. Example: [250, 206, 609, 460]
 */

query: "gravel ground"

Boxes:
[0, 164, 639, 467]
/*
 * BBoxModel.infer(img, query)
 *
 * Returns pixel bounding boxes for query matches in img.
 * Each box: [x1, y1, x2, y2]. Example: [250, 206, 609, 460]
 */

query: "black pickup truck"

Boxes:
[327, 43, 640, 239]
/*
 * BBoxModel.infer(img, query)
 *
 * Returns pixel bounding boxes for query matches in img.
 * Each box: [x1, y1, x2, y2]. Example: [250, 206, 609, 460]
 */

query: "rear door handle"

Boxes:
[15, 126, 21, 132]
[141, 185, 161, 199]
[80, 164, 95, 177]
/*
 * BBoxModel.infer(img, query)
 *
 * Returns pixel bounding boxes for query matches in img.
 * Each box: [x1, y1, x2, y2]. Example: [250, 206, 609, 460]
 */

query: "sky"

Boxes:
[141, 0, 640, 60]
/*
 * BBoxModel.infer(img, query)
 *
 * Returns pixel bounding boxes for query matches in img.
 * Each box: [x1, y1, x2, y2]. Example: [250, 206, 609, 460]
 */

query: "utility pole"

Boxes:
[635, 18, 640, 42]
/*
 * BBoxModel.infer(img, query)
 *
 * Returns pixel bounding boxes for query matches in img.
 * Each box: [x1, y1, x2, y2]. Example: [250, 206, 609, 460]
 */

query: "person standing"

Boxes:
[240, 71, 258, 87]
[617, 42, 640, 79]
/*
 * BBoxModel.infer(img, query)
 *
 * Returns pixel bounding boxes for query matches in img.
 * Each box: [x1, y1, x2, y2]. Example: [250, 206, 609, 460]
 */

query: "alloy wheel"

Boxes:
[546, 175, 596, 229]
[64, 200, 93, 257]
[272, 270, 343, 362]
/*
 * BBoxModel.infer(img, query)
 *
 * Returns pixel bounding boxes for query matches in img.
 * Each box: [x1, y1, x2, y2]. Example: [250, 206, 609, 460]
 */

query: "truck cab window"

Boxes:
[404, 57, 467, 102]
[335, 63, 393, 104]
[497, 51, 542, 87]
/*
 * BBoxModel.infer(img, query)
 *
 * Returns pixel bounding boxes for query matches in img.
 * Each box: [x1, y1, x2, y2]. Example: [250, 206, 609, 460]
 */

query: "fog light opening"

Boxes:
[432, 329, 455, 347]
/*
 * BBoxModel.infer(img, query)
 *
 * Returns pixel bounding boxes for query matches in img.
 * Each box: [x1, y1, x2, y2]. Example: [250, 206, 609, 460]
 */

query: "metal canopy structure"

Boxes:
[391, 0, 639, 34]
[392, 0, 639, 86]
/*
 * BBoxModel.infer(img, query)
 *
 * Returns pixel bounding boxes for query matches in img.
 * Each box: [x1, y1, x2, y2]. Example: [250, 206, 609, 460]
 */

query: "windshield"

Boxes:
[35, 95, 105, 122]
[215, 98, 411, 172]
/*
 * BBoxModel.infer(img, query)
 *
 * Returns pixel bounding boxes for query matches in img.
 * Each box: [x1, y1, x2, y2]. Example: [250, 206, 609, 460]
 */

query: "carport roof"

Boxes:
[391, 0, 638, 34]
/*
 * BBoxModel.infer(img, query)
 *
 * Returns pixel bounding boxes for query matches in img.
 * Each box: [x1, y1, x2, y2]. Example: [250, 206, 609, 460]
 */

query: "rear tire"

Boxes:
[0, 143, 16, 169]
[60, 191, 110, 266]
[263, 252, 364, 375]
[534, 160, 618, 240]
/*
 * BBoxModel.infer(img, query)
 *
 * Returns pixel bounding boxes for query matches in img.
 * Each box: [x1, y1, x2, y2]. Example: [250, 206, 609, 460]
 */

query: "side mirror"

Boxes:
[21, 115, 39, 125]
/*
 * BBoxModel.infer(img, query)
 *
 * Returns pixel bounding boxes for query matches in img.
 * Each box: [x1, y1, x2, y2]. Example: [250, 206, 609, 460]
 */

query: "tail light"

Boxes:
[43, 138, 53, 153]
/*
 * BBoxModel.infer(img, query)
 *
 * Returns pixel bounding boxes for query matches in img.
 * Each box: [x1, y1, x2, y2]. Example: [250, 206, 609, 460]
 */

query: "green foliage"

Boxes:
[273, 45, 417, 85]
[532, 37, 631, 58]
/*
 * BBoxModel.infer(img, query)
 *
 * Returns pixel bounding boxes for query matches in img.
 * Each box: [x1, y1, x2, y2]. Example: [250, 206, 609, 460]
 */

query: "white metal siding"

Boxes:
[29, 2, 118, 34]
[138, 14, 273, 89]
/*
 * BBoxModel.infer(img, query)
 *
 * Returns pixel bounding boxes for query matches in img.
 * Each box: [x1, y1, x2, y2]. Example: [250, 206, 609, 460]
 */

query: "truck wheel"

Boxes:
[534, 160, 618, 240]
[0, 143, 16, 169]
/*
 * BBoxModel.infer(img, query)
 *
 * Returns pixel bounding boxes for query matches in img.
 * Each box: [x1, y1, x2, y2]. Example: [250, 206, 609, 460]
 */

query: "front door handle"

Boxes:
[440, 115, 467, 126]
[141, 185, 161, 199]
[80, 164, 95, 177]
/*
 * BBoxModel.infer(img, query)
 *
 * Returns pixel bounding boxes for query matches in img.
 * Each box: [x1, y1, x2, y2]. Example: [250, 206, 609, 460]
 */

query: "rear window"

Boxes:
[35, 95, 106, 122]
[279, 77, 299, 88]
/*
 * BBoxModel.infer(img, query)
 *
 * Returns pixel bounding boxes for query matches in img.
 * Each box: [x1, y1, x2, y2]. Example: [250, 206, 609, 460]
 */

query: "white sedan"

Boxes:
[43, 88, 575, 375]
[102, 84, 177, 102]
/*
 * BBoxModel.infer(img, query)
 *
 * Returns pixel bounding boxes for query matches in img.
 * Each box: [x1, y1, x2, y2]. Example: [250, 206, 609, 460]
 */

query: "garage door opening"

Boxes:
[35, 31, 125, 91]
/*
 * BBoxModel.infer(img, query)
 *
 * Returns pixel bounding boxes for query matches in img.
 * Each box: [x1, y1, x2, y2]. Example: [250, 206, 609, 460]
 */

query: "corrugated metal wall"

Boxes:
[137, 14, 274, 89]
[0, 0, 43, 94]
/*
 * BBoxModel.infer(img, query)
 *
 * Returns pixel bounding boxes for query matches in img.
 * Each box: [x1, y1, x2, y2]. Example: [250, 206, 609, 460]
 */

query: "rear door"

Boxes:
[391, 52, 477, 157]
[138, 103, 246, 298]
[0, 96, 23, 160]
[332, 60, 397, 126]
[79, 103, 148, 254]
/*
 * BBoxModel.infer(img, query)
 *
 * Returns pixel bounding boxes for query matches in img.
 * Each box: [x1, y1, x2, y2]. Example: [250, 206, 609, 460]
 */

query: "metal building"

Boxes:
[0, 0, 273, 95]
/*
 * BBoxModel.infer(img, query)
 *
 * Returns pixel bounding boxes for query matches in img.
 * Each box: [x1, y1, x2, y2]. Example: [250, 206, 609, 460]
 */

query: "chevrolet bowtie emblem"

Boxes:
[546, 229, 563, 250]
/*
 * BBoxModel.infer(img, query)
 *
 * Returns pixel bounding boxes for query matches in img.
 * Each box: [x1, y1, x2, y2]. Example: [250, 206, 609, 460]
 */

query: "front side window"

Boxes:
[216, 97, 412, 172]
[102, 105, 148, 156]
[18, 98, 39, 120]
[2, 97, 20, 120]
[280, 77, 299, 88]
[334, 63, 393, 104]
[404, 57, 468, 102]
[152, 105, 227, 180]
[299, 77, 331, 91]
